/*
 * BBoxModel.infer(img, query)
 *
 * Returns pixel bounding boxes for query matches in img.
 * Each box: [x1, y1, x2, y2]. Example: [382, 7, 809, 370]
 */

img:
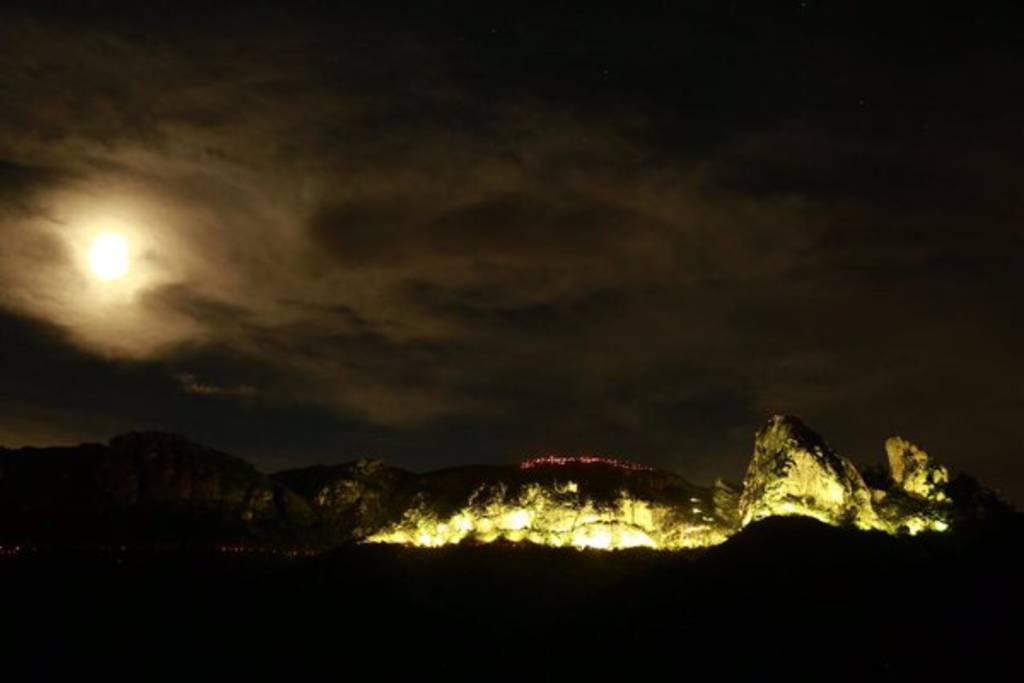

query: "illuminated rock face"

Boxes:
[886, 437, 949, 502]
[366, 479, 732, 550]
[866, 437, 951, 534]
[871, 488, 950, 535]
[739, 416, 878, 529]
[288, 418, 956, 550]
[0, 423, 970, 550]
[713, 478, 741, 528]
[736, 416, 951, 536]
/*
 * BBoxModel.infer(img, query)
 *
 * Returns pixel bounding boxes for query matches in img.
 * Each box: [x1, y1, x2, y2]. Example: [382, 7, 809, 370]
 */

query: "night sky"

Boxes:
[1, 2, 1022, 502]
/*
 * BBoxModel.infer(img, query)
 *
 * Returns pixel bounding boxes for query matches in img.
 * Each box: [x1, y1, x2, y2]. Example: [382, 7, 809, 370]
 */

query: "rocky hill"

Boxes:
[274, 457, 738, 549]
[0, 432, 316, 546]
[0, 416, 1015, 549]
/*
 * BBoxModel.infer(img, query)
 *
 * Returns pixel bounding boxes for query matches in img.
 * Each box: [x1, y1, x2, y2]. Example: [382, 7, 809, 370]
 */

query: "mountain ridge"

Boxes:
[0, 416, 1016, 549]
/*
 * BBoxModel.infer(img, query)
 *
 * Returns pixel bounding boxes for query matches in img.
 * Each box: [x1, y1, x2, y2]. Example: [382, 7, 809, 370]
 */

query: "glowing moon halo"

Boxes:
[88, 233, 130, 281]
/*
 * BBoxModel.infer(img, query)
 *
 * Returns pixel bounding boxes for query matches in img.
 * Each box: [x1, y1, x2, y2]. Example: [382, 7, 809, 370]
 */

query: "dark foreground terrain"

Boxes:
[4, 516, 1021, 681]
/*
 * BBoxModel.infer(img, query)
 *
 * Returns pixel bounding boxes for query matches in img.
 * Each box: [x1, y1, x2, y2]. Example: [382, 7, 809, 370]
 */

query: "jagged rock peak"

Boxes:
[739, 415, 877, 529]
[885, 436, 949, 502]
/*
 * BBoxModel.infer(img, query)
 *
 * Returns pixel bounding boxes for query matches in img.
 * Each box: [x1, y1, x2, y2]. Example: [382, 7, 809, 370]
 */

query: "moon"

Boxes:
[88, 233, 130, 281]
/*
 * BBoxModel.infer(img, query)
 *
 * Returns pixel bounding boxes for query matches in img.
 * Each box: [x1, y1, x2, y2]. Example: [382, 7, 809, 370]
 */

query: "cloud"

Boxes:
[0, 5, 1022, 501]
[176, 372, 256, 398]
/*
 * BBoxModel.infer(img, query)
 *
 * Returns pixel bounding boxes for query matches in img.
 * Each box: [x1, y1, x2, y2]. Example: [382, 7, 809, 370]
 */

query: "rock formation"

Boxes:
[0, 432, 316, 544]
[278, 458, 736, 549]
[738, 415, 878, 529]
[272, 458, 409, 542]
[365, 479, 731, 550]
[0, 418, 1003, 550]
[712, 478, 741, 528]
[885, 436, 949, 502]
[862, 436, 952, 534]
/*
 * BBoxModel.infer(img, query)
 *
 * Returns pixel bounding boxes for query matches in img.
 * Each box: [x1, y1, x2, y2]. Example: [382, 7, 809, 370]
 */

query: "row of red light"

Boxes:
[519, 455, 654, 472]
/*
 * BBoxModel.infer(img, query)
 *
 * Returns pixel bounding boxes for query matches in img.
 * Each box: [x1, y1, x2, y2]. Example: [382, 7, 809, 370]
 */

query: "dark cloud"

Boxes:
[0, 160, 68, 200]
[311, 192, 665, 270]
[0, 3, 1022, 502]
